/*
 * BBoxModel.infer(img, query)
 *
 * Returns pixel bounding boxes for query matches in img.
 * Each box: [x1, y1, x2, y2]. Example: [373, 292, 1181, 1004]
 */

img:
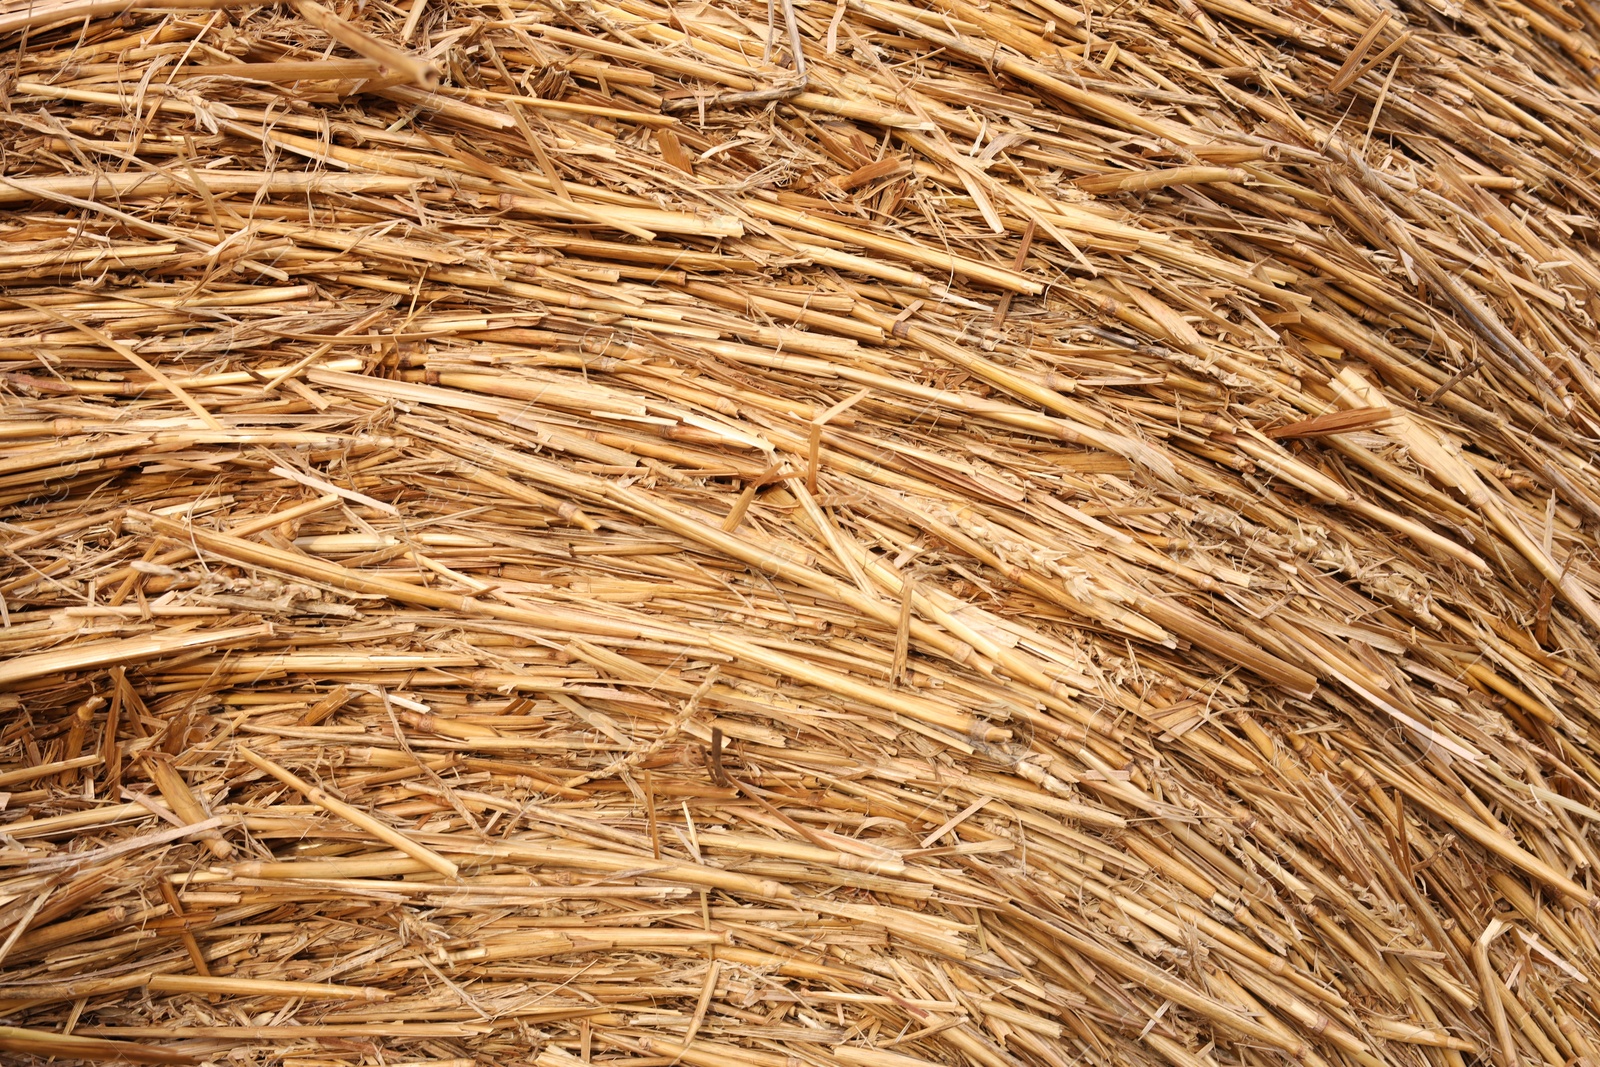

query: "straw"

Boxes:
[234, 748, 460, 878]
[7, 0, 1600, 1064]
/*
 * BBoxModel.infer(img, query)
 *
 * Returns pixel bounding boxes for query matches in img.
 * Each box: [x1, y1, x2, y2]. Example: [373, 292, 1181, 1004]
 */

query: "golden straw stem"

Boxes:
[234, 747, 459, 878]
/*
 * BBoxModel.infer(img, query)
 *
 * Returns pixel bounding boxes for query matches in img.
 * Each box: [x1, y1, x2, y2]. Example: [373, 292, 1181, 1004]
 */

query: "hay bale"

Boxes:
[3, 0, 1599, 1064]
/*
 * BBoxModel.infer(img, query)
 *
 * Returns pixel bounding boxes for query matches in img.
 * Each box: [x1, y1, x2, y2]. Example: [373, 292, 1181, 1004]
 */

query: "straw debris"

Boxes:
[4, 0, 1600, 1064]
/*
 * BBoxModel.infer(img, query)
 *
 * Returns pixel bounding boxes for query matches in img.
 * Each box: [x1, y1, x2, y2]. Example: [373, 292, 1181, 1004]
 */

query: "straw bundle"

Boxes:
[3, 0, 1600, 1062]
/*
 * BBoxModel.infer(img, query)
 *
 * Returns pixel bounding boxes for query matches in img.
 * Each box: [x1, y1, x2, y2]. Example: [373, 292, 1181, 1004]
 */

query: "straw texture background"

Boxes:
[3, 0, 1600, 1063]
